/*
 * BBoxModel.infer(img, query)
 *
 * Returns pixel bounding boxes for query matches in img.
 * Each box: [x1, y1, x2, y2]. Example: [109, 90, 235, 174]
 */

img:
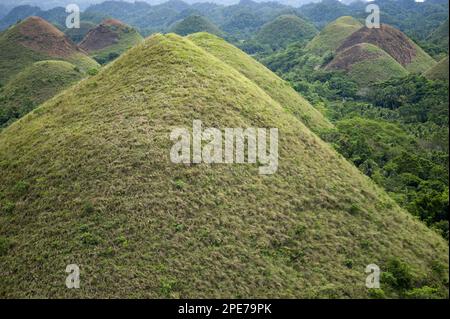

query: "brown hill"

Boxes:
[79, 19, 131, 53]
[15, 16, 84, 58]
[337, 24, 436, 73]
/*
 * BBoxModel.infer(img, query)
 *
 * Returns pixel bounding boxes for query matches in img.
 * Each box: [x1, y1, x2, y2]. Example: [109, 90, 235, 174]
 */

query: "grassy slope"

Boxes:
[327, 43, 409, 87]
[187, 32, 333, 132]
[0, 33, 447, 298]
[428, 19, 449, 52]
[306, 16, 362, 56]
[64, 21, 97, 44]
[424, 56, 449, 81]
[170, 15, 223, 37]
[407, 43, 438, 74]
[0, 19, 98, 86]
[254, 15, 318, 50]
[0, 60, 84, 127]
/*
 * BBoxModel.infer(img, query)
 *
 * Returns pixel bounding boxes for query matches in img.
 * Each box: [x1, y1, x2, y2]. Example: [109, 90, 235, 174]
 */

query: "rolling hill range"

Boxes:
[169, 15, 223, 37]
[305, 16, 363, 57]
[79, 19, 143, 65]
[0, 33, 447, 298]
[254, 14, 318, 51]
[0, 60, 83, 128]
[0, 16, 99, 86]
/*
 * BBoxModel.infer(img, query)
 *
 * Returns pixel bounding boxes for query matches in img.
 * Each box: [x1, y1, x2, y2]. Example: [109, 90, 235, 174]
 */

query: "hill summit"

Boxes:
[0, 33, 447, 298]
[169, 15, 223, 37]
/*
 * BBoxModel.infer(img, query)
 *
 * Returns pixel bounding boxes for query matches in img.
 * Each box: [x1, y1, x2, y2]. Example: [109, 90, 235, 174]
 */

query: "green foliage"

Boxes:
[170, 15, 223, 37]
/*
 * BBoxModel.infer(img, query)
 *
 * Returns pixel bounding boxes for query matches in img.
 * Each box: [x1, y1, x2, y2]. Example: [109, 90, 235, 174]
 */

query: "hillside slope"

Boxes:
[255, 14, 318, 50]
[0, 60, 83, 128]
[424, 56, 449, 81]
[325, 43, 409, 87]
[0, 16, 99, 85]
[0, 33, 447, 298]
[187, 32, 333, 132]
[306, 16, 363, 56]
[79, 19, 143, 64]
[338, 24, 436, 74]
[169, 15, 223, 37]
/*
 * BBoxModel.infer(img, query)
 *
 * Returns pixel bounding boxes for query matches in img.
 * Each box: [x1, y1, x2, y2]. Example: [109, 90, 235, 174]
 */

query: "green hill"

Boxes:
[254, 14, 318, 51]
[169, 15, 223, 37]
[79, 19, 143, 65]
[0, 33, 447, 298]
[337, 24, 437, 74]
[0, 16, 99, 86]
[306, 16, 363, 56]
[325, 43, 409, 87]
[187, 32, 333, 132]
[0, 60, 84, 128]
[424, 56, 449, 81]
[64, 21, 97, 44]
[427, 19, 449, 53]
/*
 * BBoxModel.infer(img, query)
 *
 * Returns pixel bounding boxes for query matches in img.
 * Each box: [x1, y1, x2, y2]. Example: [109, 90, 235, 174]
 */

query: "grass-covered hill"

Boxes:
[254, 14, 318, 51]
[337, 24, 437, 74]
[0, 33, 447, 298]
[64, 21, 97, 44]
[0, 16, 99, 86]
[187, 32, 332, 132]
[424, 56, 449, 81]
[79, 19, 143, 65]
[427, 18, 449, 53]
[169, 15, 223, 37]
[325, 43, 409, 87]
[0, 60, 83, 128]
[305, 16, 362, 57]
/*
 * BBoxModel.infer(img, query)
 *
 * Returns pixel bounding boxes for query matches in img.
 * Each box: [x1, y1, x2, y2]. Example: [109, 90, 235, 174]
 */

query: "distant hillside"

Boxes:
[300, 0, 352, 28]
[326, 43, 409, 87]
[188, 32, 333, 132]
[255, 14, 318, 50]
[427, 19, 449, 52]
[79, 19, 143, 64]
[169, 15, 223, 37]
[338, 24, 437, 74]
[306, 16, 362, 56]
[424, 56, 449, 81]
[0, 60, 83, 127]
[0, 33, 447, 298]
[0, 16, 99, 85]
[65, 21, 96, 44]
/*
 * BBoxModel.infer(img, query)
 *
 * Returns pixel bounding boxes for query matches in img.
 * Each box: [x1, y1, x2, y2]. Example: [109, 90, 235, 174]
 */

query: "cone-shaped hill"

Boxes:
[337, 24, 436, 74]
[0, 60, 84, 128]
[79, 19, 143, 64]
[255, 15, 318, 50]
[0, 16, 99, 85]
[424, 56, 449, 81]
[187, 32, 332, 132]
[325, 43, 408, 87]
[169, 15, 223, 37]
[0, 33, 447, 298]
[306, 16, 363, 56]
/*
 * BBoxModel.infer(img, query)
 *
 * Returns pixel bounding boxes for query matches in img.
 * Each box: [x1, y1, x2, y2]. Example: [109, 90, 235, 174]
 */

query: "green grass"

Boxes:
[187, 32, 333, 132]
[406, 43, 438, 74]
[306, 16, 362, 57]
[0, 33, 447, 298]
[0, 60, 84, 128]
[423, 56, 449, 81]
[254, 15, 318, 51]
[0, 19, 99, 86]
[169, 15, 223, 37]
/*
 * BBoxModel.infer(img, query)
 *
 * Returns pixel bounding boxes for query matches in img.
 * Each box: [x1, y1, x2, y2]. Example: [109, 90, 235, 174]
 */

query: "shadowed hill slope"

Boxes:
[187, 32, 333, 132]
[0, 16, 99, 85]
[255, 14, 318, 51]
[0, 33, 447, 298]
[306, 16, 363, 56]
[0, 60, 84, 128]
